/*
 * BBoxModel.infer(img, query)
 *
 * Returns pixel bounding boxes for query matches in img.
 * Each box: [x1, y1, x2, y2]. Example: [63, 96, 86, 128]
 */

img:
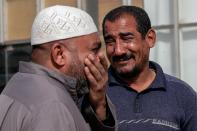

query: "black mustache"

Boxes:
[112, 53, 135, 62]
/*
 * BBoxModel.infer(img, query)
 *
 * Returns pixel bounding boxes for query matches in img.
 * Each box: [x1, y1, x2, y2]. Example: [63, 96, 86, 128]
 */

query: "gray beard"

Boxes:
[68, 58, 89, 97]
[75, 77, 89, 97]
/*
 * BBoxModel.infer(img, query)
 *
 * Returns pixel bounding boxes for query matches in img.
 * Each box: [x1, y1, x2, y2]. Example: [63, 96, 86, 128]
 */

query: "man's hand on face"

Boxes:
[84, 52, 109, 120]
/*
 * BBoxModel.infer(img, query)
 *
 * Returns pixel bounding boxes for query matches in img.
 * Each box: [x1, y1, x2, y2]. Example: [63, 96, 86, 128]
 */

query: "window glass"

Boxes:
[6, 44, 31, 77]
[0, 44, 31, 92]
[180, 27, 197, 91]
[150, 29, 176, 76]
[0, 47, 5, 92]
[144, 0, 174, 26]
[179, 0, 197, 23]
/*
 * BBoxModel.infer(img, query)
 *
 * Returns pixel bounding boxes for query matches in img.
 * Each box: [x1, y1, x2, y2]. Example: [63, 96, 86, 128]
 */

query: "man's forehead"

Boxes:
[104, 15, 137, 30]
[104, 30, 135, 37]
[104, 24, 138, 37]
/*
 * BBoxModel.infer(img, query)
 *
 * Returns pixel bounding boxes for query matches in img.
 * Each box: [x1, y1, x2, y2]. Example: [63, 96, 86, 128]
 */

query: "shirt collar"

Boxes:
[108, 61, 167, 91]
[148, 61, 167, 90]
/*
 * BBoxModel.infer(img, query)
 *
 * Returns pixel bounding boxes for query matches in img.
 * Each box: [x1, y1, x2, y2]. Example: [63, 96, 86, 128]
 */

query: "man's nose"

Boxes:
[113, 40, 126, 56]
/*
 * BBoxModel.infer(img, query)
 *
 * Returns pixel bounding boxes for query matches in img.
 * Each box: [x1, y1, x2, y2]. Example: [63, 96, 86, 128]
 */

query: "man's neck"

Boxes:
[123, 67, 156, 93]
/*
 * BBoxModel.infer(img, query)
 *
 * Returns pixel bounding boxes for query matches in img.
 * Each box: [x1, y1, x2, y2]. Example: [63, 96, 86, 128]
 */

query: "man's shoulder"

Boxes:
[150, 61, 196, 94]
[2, 72, 69, 109]
[165, 74, 195, 92]
[164, 73, 196, 104]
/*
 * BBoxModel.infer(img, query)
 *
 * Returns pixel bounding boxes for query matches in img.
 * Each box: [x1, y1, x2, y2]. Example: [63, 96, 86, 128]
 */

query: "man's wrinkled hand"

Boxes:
[84, 52, 109, 120]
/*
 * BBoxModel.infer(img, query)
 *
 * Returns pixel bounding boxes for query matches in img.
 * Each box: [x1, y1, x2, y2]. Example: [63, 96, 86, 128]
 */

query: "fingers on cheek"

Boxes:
[85, 57, 101, 77]
[88, 54, 101, 67]
[84, 66, 96, 84]
[91, 54, 107, 75]
[84, 58, 91, 66]
[98, 54, 109, 70]
[85, 56, 105, 81]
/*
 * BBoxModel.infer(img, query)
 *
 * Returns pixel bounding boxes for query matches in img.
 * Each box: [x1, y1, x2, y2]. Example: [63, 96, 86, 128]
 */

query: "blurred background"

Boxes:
[0, 0, 197, 92]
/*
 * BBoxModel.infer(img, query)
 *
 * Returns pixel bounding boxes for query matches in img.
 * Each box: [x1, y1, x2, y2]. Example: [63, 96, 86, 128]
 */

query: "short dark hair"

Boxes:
[102, 6, 151, 39]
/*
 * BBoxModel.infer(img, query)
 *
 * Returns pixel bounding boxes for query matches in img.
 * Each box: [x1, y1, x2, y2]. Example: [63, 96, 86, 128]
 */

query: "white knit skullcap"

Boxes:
[31, 5, 98, 45]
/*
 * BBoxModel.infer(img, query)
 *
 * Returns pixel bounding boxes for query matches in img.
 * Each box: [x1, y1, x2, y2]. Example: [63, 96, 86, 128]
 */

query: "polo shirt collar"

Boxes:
[108, 61, 167, 91]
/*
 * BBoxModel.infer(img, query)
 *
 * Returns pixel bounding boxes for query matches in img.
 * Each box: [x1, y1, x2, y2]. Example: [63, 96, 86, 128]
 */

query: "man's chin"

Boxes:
[116, 67, 140, 78]
[118, 71, 132, 78]
[116, 66, 133, 74]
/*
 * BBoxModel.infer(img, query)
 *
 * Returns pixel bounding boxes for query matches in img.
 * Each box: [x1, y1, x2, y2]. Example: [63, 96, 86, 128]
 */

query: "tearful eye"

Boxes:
[92, 46, 101, 54]
[121, 37, 133, 43]
[92, 48, 99, 53]
[105, 40, 115, 45]
[91, 42, 101, 54]
[119, 32, 134, 43]
[104, 36, 115, 45]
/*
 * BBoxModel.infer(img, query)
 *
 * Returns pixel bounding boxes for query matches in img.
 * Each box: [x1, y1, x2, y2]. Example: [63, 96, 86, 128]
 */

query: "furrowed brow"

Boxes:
[119, 32, 134, 37]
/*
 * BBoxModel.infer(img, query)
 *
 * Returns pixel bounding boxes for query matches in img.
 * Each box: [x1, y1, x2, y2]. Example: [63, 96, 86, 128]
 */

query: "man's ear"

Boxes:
[145, 28, 156, 48]
[51, 42, 67, 66]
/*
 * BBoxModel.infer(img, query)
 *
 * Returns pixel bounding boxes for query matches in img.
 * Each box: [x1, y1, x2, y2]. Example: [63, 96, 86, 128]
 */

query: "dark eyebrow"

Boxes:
[119, 32, 134, 37]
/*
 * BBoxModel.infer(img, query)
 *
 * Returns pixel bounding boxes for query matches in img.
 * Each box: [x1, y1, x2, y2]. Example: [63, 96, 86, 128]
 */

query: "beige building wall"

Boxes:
[98, 0, 122, 31]
[6, 0, 36, 42]
[44, 0, 76, 7]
